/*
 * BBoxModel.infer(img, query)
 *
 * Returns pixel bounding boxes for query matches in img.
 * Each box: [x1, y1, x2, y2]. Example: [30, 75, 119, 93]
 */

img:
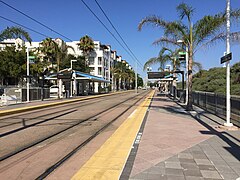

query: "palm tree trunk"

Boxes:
[187, 49, 193, 111]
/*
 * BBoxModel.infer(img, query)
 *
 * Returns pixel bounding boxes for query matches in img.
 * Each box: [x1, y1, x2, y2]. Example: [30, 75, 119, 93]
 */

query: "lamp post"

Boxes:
[70, 60, 77, 97]
[26, 47, 30, 102]
[224, 0, 233, 127]
[135, 61, 138, 93]
[177, 40, 188, 105]
[147, 67, 152, 89]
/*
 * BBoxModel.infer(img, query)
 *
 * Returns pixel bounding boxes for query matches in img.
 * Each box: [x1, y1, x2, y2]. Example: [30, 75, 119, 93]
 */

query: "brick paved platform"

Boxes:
[121, 92, 240, 180]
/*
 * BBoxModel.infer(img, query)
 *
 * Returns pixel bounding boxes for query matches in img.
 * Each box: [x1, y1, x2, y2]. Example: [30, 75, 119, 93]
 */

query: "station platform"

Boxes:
[1, 90, 239, 179]
[70, 91, 240, 180]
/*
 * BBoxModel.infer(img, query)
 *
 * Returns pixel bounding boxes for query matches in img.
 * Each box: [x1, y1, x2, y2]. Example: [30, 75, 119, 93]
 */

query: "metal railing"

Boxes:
[176, 89, 240, 127]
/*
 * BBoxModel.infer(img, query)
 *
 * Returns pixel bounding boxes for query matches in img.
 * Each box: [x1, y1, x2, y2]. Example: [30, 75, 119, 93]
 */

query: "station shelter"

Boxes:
[45, 69, 110, 98]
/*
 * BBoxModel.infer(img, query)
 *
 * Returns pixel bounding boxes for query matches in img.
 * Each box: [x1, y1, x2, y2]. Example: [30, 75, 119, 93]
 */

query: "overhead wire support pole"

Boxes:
[224, 0, 233, 127]
[135, 61, 138, 94]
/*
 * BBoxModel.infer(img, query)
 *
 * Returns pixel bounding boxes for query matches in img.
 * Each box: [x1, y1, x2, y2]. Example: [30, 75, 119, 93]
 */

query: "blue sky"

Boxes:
[1, 0, 239, 79]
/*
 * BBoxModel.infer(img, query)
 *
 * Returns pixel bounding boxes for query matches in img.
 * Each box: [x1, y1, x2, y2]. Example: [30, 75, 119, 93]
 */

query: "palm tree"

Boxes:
[77, 35, 95, 65]
[39, 37, 60, 71]
[144, 47, 183, 72]
[0, 26, 32, 43]
[138, 3, 240, 110]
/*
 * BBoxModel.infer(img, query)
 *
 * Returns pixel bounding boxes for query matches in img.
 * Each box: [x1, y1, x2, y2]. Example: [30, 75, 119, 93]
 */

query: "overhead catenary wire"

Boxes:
[0, 16, 49, 38]
[94, 0, 144, 69]
[0, 0, 73, 42]
[80, 0, 142, 69]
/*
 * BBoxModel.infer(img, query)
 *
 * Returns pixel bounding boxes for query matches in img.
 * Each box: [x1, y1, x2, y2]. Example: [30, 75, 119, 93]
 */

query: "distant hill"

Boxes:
[192, 62, 240, 96]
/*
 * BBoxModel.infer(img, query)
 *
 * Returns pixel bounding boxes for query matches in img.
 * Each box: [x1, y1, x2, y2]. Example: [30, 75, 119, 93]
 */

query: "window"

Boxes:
[98, 67, 102, 76]
[98, 57, 102, 65]
[89, 57, 94, 65]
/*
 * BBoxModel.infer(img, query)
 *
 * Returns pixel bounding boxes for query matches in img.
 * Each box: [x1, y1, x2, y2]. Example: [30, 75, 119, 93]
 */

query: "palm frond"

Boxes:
[138, 15, 169, 31]
[192, 61, 203, 72]
[153, 37, 179, 46]
[176, 3, 194, 22]
[0, 26, 32, 43]
[143, 57, 160, 70]
[193, 14, 225, 46]
[200, 31, 240, 50]
[164, 21, 188, 40]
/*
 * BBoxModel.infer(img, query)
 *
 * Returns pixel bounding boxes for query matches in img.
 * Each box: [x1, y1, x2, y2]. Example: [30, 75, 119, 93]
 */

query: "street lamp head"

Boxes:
[177, 40, 184, 44]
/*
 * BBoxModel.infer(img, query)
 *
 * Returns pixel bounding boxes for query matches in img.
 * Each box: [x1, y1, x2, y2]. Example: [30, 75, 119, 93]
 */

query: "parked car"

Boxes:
[50, 85, 58, 97]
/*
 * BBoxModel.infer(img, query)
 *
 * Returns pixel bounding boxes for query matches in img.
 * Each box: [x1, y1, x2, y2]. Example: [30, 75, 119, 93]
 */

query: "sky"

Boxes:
[1, 0, 240, 79]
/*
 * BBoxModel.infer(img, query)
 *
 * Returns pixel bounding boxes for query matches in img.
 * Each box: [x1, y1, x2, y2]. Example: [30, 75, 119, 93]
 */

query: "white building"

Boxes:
[1, 38, 132, 93]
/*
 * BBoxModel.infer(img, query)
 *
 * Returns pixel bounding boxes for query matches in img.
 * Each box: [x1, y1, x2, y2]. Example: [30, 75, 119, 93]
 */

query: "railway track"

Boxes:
[0, 90, 150, 179]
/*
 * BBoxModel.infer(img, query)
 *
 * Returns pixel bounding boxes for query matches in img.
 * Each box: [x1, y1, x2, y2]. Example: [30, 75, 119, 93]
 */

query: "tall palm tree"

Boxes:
[77, 35, 95, 65]
[138, 3, 240, 110]
[0, 26, 32, 43]
[144, 47, 183, 72]
[39, 37, 60, 71]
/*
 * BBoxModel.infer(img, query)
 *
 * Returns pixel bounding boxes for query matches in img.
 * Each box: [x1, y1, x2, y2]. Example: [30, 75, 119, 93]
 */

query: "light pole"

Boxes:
[26, 47, 30, 102]
[146, 67, 152, 89]
[224, 0, 233, 127]
[135, 61, 138, 93]
[70, 60, 77, 97]
[177, 40, 188, 105]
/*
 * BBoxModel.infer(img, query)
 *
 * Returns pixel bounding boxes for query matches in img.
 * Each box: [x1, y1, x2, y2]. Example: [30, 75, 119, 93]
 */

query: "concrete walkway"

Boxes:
[121, 92, 240, 180]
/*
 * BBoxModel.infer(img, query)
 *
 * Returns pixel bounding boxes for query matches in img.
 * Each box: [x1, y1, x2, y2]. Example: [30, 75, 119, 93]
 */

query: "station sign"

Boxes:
[221, 52, 232, 64]
[29, 56, 35, 64]
[57, 72, 72, 79]
[148, 72, 169, 79]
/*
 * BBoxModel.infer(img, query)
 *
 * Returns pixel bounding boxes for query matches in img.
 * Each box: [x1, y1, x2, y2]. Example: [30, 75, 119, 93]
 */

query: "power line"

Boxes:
[94, 0, 144, 68]
[0, 0, 73, 41]
[0, 16, 49, 38]
[80, 0, 141, 69]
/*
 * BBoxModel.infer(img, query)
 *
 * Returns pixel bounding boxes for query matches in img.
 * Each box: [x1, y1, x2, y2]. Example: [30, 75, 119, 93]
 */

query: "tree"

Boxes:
[0, 26, 32, 43]
[144, 47, 183, 72]
[0, 46, 26, 85]
[39, 38, 60, 72]
[193, 62, 240, 95]
[138, 3, 240, 110]
[77, 35, 95, 65]
[60, 54, 89, 72]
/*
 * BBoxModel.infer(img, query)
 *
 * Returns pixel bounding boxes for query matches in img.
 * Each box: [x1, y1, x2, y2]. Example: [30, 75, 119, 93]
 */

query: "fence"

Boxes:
[176, 89, 240, 127]
[192, 91, 240, 127]
[0, 87, 50, 105]
[21, 88, 50, 101]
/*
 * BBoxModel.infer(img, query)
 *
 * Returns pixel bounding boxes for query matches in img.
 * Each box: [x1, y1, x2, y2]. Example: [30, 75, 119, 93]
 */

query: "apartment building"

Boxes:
[1, 38, 131, 92]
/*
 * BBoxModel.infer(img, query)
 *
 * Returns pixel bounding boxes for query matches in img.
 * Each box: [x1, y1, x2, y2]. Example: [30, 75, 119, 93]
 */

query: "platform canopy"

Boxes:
[45, 69, 110, 83]
[74, 71, 110, 83]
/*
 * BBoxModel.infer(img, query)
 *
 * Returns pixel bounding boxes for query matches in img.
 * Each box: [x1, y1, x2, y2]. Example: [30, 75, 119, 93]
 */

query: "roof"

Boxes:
[75, 72, 110, 83]
[45, 71, 110, 83]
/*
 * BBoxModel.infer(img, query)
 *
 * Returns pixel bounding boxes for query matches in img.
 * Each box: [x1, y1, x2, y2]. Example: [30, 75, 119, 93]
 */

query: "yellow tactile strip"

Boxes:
[71, 90, 154, 180]
[0, 90, 134, 117]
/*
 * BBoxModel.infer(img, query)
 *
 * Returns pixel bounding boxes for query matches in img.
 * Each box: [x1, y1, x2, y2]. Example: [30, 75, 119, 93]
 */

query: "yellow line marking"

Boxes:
[71, 90, 154, 180]
[0, 90, 135, 117]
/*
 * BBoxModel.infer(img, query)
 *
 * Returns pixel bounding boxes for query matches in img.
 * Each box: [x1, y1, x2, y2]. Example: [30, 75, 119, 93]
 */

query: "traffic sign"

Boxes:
[179, 52, 186, 55]
[29, 56, 35, 59]
[221, 52, 232, 64]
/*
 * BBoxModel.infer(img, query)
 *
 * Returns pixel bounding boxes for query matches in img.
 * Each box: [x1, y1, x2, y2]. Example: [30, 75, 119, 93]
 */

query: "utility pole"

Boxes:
[224, 0, 233, 127]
